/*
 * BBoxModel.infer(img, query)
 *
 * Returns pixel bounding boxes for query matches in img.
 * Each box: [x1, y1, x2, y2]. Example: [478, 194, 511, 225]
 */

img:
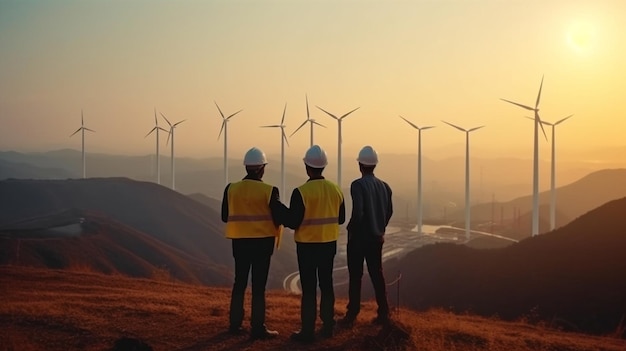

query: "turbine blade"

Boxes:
[145, 127, 157, 138]
[441, 120, 466, 132]
[282, 128, 289, 147]
[214, 101, 226, 119]
[84, 128, 95, 133]
[500, 98, 535, 111]
[316, 106, 339, 120]
[70, 128, 82, 137]
[160, 112, 173, 127]
[340, 107, 360, 119]
[468, 126, 485, 132]
[555, 114, 573, 125]
[154, 107, 158, 125]
[218, 121, 226, 140]
[312, 121, 326, 128]
[226, 109, 243, 120]
[261, 125, 280, 128]
[281, 103, 287, 124]
[535, 75, 544, 109]
[536, 112, 548, 141]
[166, 129, 172, 146]
[81, 109, 84, 125]
[290, 120, 308, 137]
[524, 115, 538, 123]
[421, 126, 435, 130]
[399, 115, 419, 130]
[305, 94, 310, 120]
[173, 119, 186, 127]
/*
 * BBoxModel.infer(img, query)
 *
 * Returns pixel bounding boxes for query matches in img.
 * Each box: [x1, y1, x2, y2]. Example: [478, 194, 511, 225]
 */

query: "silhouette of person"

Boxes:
[340, 145, 393, 326]
[286, 145, 345, 343]
[221, 147, 288, 340]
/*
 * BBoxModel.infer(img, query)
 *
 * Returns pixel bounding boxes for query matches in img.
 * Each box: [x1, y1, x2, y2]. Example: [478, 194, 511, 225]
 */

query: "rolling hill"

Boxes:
[0, 177, 299, 288]
[383, 196, 626, 337]
[449, 168, 626, 238]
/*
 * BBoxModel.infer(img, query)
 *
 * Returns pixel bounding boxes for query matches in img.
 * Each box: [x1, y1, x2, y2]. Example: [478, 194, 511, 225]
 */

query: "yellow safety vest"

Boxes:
[225, 180, 283, 246]
[294, 179, 343, 243]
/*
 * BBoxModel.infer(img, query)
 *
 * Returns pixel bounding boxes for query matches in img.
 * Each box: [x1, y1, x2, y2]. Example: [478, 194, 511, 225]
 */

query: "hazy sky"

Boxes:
[1, 0, 625, 163]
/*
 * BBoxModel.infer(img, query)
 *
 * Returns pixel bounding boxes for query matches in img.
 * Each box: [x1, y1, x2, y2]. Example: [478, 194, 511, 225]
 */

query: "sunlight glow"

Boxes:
[566, 20, 595, 53]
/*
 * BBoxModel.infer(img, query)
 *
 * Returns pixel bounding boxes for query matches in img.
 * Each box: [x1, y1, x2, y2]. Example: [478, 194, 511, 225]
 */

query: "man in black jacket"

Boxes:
[340, 145, 393, 326]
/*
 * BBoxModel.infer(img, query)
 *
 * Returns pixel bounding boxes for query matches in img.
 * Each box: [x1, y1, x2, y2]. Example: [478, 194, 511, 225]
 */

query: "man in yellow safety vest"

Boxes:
[221, 147, 288, 340]
[286, 145, 345, 343]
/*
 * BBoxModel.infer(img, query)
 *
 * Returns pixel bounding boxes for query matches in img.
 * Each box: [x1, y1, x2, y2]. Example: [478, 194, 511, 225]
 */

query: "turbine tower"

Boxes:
[399, 116, 434, 236]
[291, 94, 326, 147]
[442, 120, 484, 242]
[145, 107, 167, 185]
[501, 76, 548, 236]
[69, 109, 95, 179]
[215, 101, 243, 187]
[541, 114, 573, 231]
[161, 112, 186, 191]
[261, 104, 289, 201]
[316, 105, 360, 190]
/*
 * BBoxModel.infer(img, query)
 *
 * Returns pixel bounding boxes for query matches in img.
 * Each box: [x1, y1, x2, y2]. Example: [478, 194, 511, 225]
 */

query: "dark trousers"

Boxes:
[296, 241, 337, 333]
[346, 237, 389, 318]
[229, 237, 275, 331]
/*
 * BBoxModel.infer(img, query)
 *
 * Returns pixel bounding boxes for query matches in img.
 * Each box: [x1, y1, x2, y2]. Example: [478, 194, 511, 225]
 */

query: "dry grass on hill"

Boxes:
[1, 266, 625, 351]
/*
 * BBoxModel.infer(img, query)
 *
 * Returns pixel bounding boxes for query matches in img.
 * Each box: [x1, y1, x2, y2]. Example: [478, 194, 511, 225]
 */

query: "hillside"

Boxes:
[452, 169, 626, 237]
[1, 266, 625, 351]
[0, 178, 298, 288]
[384, 196, 626, 337]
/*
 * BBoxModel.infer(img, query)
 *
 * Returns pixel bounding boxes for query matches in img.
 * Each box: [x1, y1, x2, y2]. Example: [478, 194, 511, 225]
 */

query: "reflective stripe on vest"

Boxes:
[226, 180, 281, 240]
[294, 179, 343, 243]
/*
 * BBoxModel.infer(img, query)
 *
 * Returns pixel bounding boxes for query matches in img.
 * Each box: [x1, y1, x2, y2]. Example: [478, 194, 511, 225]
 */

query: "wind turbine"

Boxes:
[261, 104, 289, 201]
[316, 105, 360, 190]
[291, 94, 326, 147]
[541, 114, 573, 231]
[145, 107, 167, 185]
[399, 116, 434, 236]
[501, 76, 548, 236]
[215, 101, 243, 187]
[442, 120, 484, 242]
[161, 112, 186, 191]
[69, 109, 95, 179]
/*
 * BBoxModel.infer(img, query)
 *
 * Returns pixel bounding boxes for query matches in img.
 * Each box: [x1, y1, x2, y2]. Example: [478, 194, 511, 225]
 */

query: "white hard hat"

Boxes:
[303, 145, 328, 168]
[243, 147, 268, 166]
[357, 145, 378, 165]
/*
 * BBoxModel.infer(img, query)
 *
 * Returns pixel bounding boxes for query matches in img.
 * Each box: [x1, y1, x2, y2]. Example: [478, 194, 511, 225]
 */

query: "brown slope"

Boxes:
[0, 212, 230, 285]
[2, 266, 626, 351]
[384, 196, 626, 337]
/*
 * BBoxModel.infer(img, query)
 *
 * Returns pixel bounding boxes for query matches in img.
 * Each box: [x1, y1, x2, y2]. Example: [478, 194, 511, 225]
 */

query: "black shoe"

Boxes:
[290, 330, 315, 343]
[228, 326, 245, 334]
[320, 325, 334, 338]
[372, 315, 391, 325]
[250, 328, 279, 340]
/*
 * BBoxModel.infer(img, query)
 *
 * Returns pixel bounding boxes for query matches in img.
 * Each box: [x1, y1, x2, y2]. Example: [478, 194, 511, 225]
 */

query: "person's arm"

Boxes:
[269, 186, 289, 227]
[346, 181, 363, 232]
[385, 184, 393, 226]
[285, 189, 305, 230]
[338, 199, 346, 225]
[221, 184, 230, 223]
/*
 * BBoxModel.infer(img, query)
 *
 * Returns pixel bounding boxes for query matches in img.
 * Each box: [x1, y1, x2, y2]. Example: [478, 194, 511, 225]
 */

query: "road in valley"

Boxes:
[283, 224, 515, 294]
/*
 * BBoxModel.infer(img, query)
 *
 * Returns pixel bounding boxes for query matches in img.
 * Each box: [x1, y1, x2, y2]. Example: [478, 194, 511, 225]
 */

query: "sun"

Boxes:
[566, 20, 595, 53]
